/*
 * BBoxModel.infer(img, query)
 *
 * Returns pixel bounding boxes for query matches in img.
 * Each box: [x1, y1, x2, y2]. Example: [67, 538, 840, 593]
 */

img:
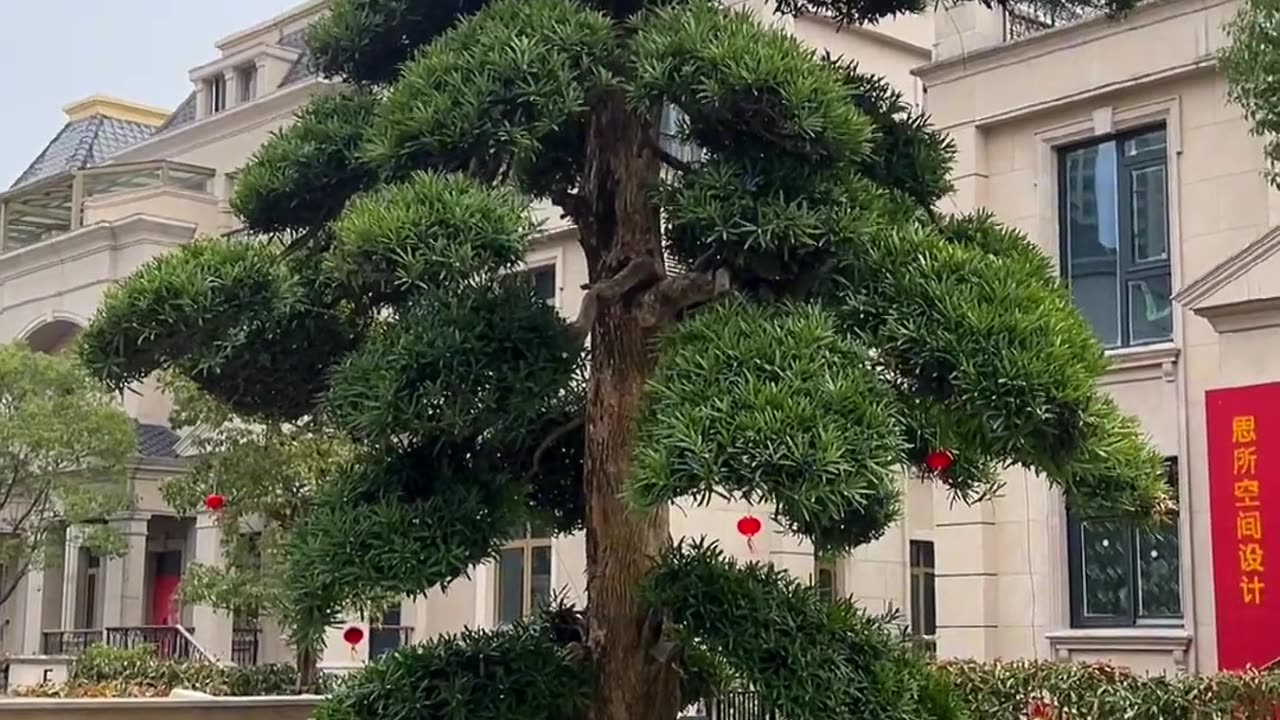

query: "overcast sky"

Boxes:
[0, 1, 299, 187]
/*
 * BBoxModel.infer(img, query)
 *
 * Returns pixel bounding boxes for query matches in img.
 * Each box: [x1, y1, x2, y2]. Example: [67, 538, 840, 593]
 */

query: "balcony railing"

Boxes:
[104, 625, 199, 660]
[232, 626, 261, 666]
[41, 629, 104, 656]
[0, 160, 216, 253]
[1002, 2, 1093, 41]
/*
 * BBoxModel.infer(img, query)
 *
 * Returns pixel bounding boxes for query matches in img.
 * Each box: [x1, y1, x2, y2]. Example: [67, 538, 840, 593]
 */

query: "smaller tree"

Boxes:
[0, 342, 136, 611]
[157, 374, 354, 672]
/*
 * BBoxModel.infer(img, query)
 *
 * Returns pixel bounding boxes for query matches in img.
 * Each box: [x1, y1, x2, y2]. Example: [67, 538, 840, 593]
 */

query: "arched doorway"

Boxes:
[21, 319, 83, 355]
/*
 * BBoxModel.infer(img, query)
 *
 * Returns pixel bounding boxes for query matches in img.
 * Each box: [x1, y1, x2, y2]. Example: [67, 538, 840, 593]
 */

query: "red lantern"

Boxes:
[737, 515, 762, 553]
[204, 493, 226, 512]
[925, 449, 953, 473]
[343, 626, 364, 646]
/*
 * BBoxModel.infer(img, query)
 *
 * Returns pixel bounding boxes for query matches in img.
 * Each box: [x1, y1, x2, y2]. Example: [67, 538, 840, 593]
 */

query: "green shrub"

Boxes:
[940, 660, 1280, 720]
[16, 644, 317, 698]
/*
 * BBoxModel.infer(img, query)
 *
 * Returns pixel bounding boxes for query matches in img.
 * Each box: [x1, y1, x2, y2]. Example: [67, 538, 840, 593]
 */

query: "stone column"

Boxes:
[190, 511, 234, 661]
[932, 484, 1000, 659]
[102, 513, 150, 628]
[61, 527, 83, 629]
[21, 567, 45, 654]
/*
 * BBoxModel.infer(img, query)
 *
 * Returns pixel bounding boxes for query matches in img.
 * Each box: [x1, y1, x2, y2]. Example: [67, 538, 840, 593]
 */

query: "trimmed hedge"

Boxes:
[14, 645, 324, 698]
[940, 660, 1280, 720]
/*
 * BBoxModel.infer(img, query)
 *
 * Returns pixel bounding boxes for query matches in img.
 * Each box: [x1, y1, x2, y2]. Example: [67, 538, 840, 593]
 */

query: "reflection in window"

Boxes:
[1068, 457, 1181, 627]
[1060, 126, 1171, 348]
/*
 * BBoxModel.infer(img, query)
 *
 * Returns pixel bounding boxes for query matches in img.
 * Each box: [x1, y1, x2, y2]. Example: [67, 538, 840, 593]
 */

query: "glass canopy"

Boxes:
[0, 160, 216, 252]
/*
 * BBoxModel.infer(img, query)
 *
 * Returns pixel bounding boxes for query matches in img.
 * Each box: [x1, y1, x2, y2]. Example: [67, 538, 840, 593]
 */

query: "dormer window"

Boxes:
[236, 64, 257, 103]
[206, 75, 227, 114]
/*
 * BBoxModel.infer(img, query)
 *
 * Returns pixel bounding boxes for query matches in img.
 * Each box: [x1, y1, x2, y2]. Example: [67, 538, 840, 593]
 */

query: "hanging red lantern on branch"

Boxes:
[737, 515, 762, 554]
[343, 625, 364, 660]
[204, 493, 226, 512]
[924, 449, 953, 473]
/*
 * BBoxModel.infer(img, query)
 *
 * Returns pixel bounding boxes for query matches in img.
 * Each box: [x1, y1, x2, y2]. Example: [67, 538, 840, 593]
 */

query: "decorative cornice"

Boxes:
[1099, 343, 1180, 386]
[108, 79, 327, 164]
[1174, 225, 1280, 310]
[0, 215, 197, 283]
[913, 0, 1232, 85]
[1194, 297, 1280, 334]
[1046, 627, 1192, 667]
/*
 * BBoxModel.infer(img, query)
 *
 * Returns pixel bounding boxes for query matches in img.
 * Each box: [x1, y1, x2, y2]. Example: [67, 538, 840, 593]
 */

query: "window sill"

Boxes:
[1100, 342, 1179, 385]
[1046, 627, 1192, 667]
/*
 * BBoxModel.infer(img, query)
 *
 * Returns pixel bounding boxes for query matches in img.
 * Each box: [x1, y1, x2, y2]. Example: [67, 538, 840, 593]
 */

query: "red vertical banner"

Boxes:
[1206, 382, 1280, 670]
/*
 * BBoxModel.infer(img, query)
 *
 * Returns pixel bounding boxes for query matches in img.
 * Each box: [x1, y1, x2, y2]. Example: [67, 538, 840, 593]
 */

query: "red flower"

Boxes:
[1029, 699, 1054, 719]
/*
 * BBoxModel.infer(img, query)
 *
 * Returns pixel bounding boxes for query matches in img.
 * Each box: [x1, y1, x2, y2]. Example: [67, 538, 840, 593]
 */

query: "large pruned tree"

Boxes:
[0, 342, 135, 612]
[78, 0, 1168, 718]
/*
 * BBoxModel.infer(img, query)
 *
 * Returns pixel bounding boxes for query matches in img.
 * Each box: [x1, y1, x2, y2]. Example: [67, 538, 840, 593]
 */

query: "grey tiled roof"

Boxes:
[155, 91, 197, 134]
[279, 28, 317, 87]
[135, 422, 181, 458]
[10, 115, 157, 189]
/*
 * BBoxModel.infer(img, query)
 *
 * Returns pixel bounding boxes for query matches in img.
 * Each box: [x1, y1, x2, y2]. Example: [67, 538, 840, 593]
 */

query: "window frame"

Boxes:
[235, 64, 258, 104]
[206, 76, 227, 114]
[1057, 124, 1172, 349]
[909, 540, 937, 639]
[494, 524, 553, 625]
[814, 557, 839, 602]
[1066, 457, 1182, 628]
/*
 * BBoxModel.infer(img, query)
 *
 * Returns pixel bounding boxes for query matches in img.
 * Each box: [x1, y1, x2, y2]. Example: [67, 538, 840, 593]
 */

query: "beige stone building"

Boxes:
[0, 0, 941, 690]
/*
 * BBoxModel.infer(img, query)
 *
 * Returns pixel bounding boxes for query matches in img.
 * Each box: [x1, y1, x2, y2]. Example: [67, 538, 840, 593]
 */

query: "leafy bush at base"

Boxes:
[13, 645, 324, 698]
[940, 659, 1280, 720]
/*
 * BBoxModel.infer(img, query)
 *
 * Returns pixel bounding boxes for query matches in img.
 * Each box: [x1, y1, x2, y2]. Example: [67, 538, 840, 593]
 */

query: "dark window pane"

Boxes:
[923, 569, 936, 636]
[1124, 129, 1166, 156]
[1127, 275, 1173, 344]
[1130, 165, 1168, 262]
[531, 546, 552, 613]
[528, 267, 556, 303]
[1137, 520, 1181, 617]
[497, 547, 524, 625]
[1064, 141, 1121, 346]
[816, 567, 835, 602]
[1080, 519, 1132, 618]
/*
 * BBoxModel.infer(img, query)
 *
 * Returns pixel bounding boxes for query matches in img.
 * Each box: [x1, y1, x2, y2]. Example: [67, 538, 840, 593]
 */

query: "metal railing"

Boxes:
[231, 626, 261, 666]
[1002, 3, 1092, 41]
[104, 626, 198, 661]
[41, 629, 104, 656]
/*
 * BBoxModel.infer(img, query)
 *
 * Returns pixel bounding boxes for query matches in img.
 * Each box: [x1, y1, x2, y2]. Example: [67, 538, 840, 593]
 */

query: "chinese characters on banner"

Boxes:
[1207, 383, 1280, 670]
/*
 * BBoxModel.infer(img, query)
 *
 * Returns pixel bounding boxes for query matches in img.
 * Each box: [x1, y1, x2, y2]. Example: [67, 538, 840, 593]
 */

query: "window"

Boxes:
[369, 605, 406, 659]
[519, 265, 557, 305]
[1060, 126, 1171, 348]
[814, 557, 838, 602]
[659, 104, 704, 166]
[1068, 458, 1181, 627]
[496, 524, 552, 625]
[909, 541, 936, 639]
[206, 75, 227, 114]
[236, 64, 258, 104]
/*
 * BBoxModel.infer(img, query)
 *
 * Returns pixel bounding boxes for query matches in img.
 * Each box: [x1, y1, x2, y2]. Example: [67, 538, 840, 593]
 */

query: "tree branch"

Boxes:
[638, 267, 729, 330]
[524, 416, 585, 483]
[572, 256, 664, 343]
[0, 557, 33, 609]
[644, 134, 693, 175]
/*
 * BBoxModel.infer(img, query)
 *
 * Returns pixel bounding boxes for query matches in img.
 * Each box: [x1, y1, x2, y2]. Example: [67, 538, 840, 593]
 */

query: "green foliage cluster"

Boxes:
[15, 645, 317, 698]
[645, 541, 961, 720]
[75, 0, 1175, 717]
[315, 609, 593, 720]
[1222, 0, 1280, 190]
[0, 342, 136, 608]
[940, 659, 1280, 720]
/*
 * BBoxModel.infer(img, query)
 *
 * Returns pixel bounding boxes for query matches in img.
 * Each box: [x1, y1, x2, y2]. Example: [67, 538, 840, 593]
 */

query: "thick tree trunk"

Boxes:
[582, 92, 680, 720]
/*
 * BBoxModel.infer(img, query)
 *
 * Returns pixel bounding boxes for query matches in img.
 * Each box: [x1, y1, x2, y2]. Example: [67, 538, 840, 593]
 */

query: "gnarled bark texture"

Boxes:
[581, 91, 681, 720]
